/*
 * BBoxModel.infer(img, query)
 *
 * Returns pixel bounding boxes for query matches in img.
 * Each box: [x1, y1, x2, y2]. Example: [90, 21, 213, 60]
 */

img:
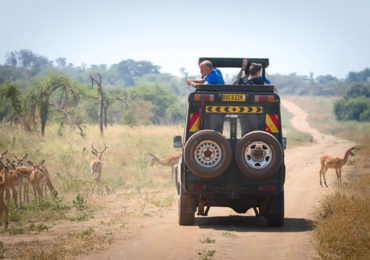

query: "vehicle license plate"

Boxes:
[222, 94, 246, 102]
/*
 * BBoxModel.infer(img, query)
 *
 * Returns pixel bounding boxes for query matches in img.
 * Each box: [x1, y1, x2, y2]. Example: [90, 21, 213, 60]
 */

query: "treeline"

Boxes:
[0, 49, 190, 96]
[267, 68, 370, 122]
[1, 49, 370, 133]
[0, 50, 192, 136]
[269, 69, 370, 97]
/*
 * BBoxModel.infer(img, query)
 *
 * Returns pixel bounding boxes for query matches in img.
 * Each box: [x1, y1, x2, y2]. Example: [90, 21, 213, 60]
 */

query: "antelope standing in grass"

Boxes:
[149, 152, 182, 180]
[13, 154, 32, 202]
[0, 162, 9, 228]
[28, 160, 58, 200]
[319, 147, 355, 187]
[90, 143, 107, 184]
[0, 160, 23, 209]
[38, 164, 58, 197]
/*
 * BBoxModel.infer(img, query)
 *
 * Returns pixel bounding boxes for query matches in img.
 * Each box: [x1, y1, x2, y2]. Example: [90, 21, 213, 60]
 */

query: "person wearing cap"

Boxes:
[186, 60, 225, 87]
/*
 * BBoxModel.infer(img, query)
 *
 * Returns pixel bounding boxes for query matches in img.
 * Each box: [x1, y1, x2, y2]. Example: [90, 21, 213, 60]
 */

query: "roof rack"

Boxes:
[198, 58, 269, 68]
[194, 84, 275, 93]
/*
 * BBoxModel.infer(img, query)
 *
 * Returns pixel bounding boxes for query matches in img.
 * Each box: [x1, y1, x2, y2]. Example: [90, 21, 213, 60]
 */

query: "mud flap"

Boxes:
[178, 193, 195, 225]
[266, 191, 284, 215]
[266, 190, 284, 227]
[180, 194, 195, 214]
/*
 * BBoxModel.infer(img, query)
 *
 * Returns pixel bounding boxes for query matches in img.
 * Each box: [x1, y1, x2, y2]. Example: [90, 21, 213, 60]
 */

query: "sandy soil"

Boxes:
[74, 99, 354, 260]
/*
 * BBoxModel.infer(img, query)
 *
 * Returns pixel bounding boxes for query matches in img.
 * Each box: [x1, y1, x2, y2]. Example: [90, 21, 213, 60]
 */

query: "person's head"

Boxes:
[199, 60, 214, 77]
[249, 63, 262, 77]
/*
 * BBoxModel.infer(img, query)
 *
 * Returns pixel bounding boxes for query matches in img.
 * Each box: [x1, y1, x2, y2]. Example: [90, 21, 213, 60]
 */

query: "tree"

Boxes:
[347, 68, 370, 83]
[15, 49, 37, 67]
[128, 84, 177, 124]
[55, 57, 67, 68]
[334, 96, 370, 122]
[35, 73, 81, 136]
[90, 73, 104, 136]
[0, 81, 21, 123]
[111, 59, 160, 86]
[5, 52, 17, 66]
[344, 82, 370, 99]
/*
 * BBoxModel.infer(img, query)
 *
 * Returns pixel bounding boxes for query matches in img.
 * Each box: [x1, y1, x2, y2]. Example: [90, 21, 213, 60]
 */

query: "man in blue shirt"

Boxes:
[186, 60, 225, 87]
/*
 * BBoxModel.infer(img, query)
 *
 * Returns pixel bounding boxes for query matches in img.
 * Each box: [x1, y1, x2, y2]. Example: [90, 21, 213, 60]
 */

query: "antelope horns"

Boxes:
[101, 142, 107, 153]
[91, 143, 98, 154]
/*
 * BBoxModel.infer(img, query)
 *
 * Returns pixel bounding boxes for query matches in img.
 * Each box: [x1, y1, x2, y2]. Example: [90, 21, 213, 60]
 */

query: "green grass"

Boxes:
[222, 231, 237, 238]
[198, 249, 216, 260]
[75, 227, 95, 239]
[200, 237, 216, 244]
[28, 223, 49, 233]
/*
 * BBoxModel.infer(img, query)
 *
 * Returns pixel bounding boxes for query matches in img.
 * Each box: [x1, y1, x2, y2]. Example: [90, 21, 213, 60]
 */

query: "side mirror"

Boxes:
[173, 136, 183, 148]
[282, 137, 287, 150]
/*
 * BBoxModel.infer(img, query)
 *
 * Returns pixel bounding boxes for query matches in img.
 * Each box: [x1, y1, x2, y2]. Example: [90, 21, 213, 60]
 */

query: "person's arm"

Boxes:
[186, 78, 206, 86]
[236, 58, 248, 83]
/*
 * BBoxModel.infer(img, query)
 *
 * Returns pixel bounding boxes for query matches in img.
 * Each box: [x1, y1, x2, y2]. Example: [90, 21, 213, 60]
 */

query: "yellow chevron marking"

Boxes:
[205, 106, 263, 114]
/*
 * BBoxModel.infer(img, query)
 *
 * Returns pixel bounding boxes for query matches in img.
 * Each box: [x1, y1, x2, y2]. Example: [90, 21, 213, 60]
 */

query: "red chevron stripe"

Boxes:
[188, 113, 200, 131]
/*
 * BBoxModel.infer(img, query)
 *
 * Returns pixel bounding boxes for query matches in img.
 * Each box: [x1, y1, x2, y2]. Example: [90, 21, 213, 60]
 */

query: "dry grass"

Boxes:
[313, 141, 370, 259]
[286, 95, 370, 259]
[0, 123, 182, 259]
[0, 110, 321, 258]
[281, 96, 370, 259]
[284, 96, 370, 143]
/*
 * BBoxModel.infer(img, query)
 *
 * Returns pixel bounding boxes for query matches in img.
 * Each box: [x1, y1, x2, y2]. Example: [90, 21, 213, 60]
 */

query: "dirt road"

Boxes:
[79, 99, 353, 260]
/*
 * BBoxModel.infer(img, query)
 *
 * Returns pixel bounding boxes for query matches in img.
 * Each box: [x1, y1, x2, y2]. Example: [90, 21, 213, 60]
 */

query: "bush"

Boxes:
[359, 108, 370, 122]
[334, 97, 370, 121]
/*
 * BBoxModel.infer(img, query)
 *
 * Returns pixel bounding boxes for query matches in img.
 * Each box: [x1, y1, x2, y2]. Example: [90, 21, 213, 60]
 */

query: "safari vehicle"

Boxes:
[173, 58, 286, 227]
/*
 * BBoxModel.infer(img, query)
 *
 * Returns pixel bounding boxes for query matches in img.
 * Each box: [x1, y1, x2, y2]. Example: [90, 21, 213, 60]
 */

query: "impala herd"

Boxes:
[0, 143, 356, 228]
[0, 150, 58, 228]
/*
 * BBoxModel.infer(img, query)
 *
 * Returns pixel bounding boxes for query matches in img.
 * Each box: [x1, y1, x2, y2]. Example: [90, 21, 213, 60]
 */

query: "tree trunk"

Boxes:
[98, 87, 104, 136]
[90, 73, 104, 136]
[104, 105, 108, 127]
[40, 93, 49, 137]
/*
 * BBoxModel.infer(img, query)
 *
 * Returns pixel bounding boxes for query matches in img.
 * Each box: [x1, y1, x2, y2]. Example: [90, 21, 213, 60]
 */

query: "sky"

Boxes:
[0, 0, 370, 79]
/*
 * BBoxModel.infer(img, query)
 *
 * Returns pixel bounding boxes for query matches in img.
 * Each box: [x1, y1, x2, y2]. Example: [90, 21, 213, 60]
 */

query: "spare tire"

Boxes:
[184, 130, 232, 179]
[235, 131, 283, 179]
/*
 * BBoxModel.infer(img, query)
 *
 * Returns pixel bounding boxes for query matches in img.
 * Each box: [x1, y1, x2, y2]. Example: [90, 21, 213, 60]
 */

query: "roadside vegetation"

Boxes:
[287, 96, 370, 259]
[287, 96, 370, 143]
[313, 141, 370, 259]
[0, 124, 182, 259]
[0, 111, 313, 258]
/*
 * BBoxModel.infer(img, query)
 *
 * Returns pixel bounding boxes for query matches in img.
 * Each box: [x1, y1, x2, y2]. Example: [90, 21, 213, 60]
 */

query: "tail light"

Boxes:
[193, 94, 214, 102]
[188, 184, 208, 191]
[257, 185, 278, 192]
[254, 95, 275, 103]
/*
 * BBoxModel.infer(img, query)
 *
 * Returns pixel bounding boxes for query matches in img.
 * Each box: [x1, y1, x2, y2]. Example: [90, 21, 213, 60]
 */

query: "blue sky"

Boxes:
[0, 0, 369, 79]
